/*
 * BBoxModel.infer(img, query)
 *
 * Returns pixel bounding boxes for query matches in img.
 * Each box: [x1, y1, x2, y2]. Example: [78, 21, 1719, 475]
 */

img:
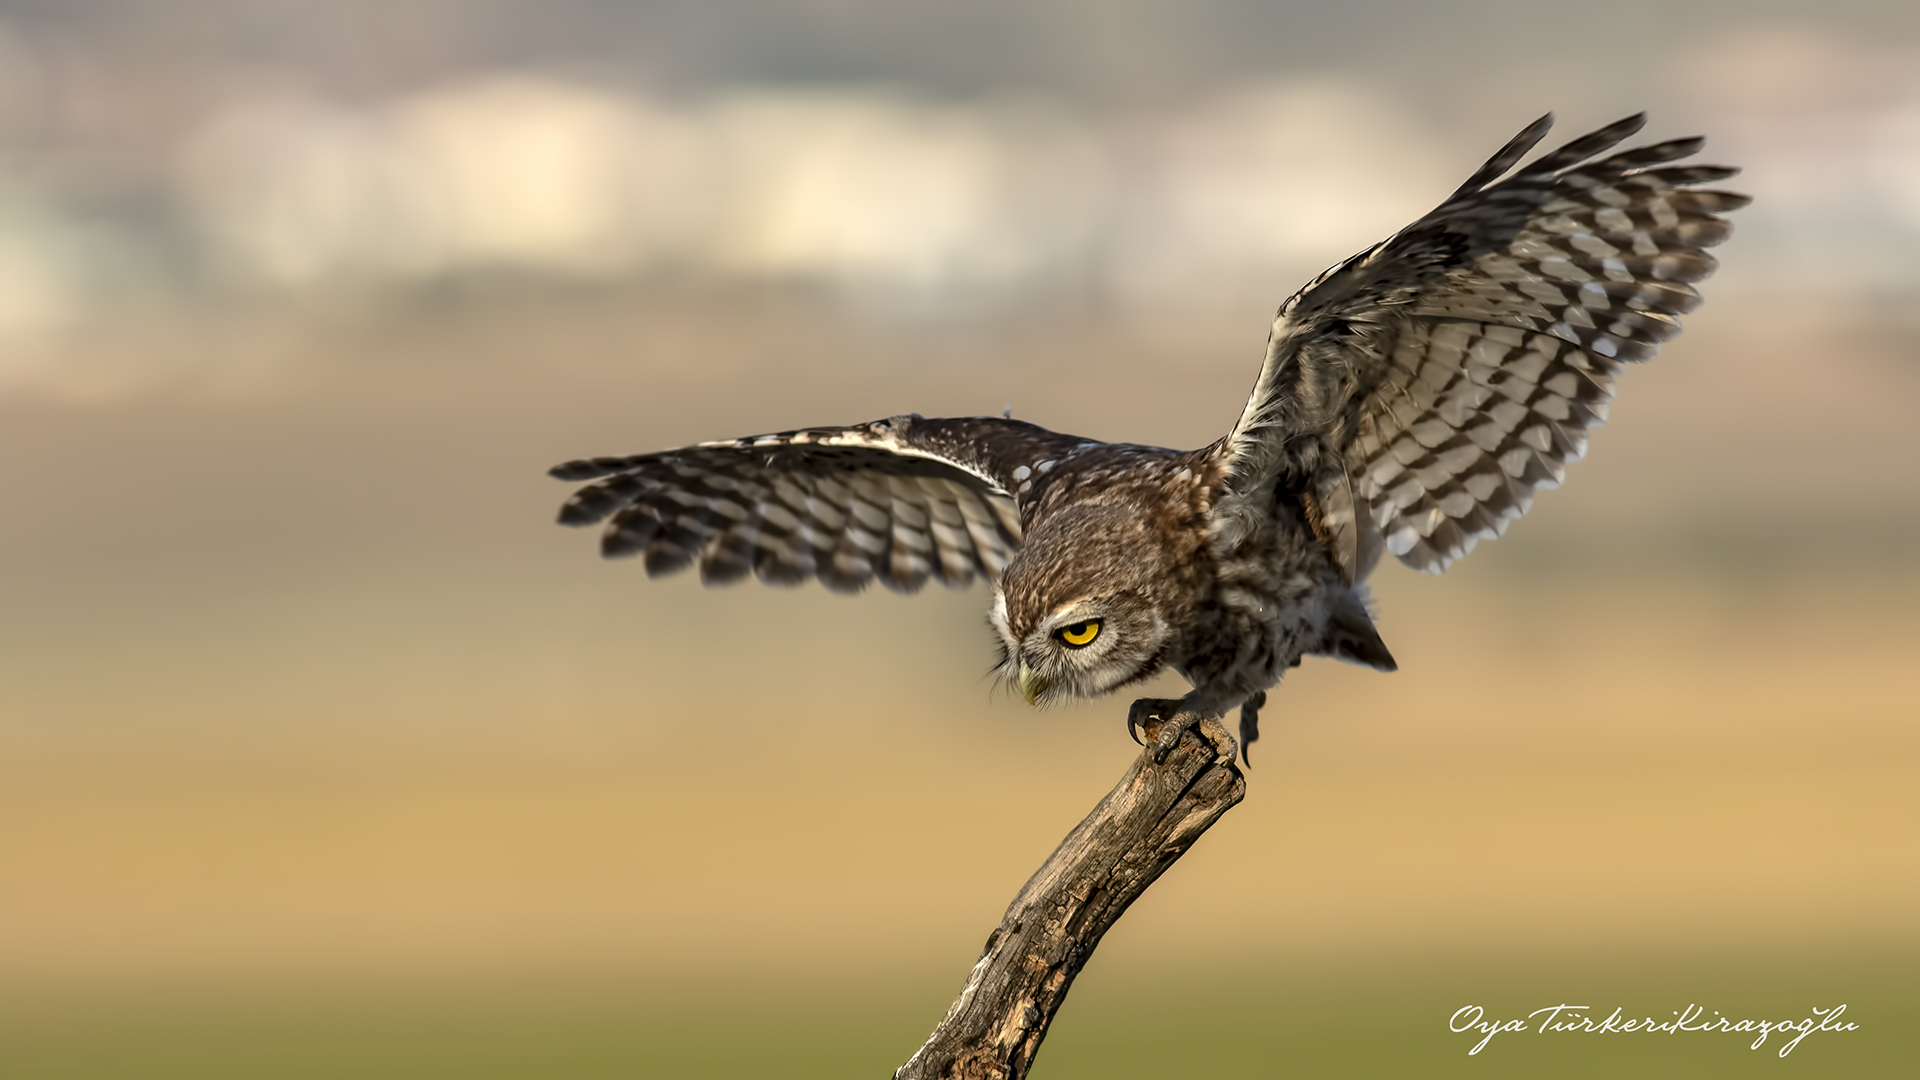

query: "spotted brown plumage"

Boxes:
[551, 114, 1744, 765]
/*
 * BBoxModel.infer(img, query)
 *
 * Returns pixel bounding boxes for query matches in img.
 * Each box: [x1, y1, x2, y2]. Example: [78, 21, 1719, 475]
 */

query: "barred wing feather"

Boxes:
[551, 414, 1084, 593]
[1220, 113, 1747, 577]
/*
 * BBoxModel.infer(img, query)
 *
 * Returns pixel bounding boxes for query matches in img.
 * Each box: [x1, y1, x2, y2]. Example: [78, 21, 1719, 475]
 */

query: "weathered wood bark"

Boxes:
[895, 718, 1246, 1080]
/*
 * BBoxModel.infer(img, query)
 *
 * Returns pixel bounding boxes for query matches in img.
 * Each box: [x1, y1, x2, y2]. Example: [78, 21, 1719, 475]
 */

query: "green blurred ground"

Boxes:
[5, 953, 1909, 1078]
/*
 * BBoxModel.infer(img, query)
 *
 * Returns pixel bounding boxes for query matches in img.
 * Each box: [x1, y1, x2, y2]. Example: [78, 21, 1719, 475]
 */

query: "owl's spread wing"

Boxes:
[550, 414, 1090, 593]
[1217, 113, 1747, 578]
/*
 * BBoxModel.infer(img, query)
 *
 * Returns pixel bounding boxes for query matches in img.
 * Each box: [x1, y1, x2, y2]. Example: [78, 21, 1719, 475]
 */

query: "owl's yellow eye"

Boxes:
[1056, 619, 1102, 648]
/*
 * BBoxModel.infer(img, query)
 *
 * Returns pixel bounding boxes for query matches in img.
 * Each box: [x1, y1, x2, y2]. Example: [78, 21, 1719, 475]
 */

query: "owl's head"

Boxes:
[990, 503, 1174, 706]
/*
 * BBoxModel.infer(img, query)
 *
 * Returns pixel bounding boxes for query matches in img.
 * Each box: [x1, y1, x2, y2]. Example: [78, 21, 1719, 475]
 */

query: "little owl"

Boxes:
[549, 113, 1744, 766]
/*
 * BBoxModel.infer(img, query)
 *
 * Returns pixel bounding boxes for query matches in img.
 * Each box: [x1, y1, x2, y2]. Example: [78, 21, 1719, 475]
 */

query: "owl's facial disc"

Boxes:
[1006, 596, 1166, 707]
[991, 502, 1174, 706]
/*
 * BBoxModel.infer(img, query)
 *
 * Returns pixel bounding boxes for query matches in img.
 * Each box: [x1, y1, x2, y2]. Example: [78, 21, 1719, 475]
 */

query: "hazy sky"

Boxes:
[3, 1, 1918, 103]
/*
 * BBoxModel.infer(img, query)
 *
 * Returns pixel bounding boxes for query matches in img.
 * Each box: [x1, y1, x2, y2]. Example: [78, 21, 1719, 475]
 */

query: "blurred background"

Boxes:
[1, 2, 1916, 1077]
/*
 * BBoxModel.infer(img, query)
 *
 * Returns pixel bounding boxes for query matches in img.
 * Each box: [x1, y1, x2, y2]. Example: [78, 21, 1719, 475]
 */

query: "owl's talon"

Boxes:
[1126, 698, 1238, 767]
[1152, 712, 1240, 766]
[1126, 697, 1183, 752]
[1238, 690, 1267, 768]
[1153, 717, 1185, 763]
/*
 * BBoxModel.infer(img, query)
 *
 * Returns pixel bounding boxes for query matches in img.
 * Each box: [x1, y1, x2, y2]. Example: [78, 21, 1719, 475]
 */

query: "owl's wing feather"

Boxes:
[551, 414, 1091, 593]
[1217, 113, 1747, 578]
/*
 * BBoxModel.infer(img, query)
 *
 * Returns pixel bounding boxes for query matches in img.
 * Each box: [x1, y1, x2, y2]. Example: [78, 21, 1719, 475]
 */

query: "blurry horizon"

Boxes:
[3, 4, 1920, 370]
[2, 3, 1917, 1078]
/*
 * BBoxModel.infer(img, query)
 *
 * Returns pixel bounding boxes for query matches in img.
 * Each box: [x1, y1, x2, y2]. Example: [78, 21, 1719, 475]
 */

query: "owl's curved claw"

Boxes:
[1125, 697, 1183, 751]
[1126, 698, 1237, 768]
[1238, 691, 1267, 768]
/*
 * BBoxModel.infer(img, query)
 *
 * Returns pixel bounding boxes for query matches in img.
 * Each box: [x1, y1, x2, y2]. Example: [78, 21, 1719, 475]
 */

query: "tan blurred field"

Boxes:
[1, 288, 1916, 1076]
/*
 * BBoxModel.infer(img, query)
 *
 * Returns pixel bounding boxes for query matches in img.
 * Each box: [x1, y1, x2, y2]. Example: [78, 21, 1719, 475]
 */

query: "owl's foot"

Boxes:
[1187, 715, 1239, 769]
[1126, 698, 1238, 768]
[1125, 697, 1181, 750]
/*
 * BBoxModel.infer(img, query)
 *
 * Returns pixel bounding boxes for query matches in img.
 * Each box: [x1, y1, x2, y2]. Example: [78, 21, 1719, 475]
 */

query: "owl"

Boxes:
[550, 113, 1744, 765]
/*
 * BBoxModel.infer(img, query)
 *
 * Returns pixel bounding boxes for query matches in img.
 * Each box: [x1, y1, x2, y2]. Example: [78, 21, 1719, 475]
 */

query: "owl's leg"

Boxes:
[1126, 697, 1238, 767]
[1238, 690, 1267, 768]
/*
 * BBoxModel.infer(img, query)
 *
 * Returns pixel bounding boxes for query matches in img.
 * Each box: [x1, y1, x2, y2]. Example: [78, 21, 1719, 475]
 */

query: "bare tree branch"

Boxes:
[896, 717, 1246, 1080]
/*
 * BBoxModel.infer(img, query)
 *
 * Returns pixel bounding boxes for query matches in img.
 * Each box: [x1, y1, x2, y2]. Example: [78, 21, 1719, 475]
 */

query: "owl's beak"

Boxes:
[1017, 663, 1050, 706]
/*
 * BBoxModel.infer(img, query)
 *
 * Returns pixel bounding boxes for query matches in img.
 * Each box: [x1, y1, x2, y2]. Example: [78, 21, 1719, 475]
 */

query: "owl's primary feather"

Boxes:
[551, 113, 1744, 760]
[1217, 112, 1748, 578]
[551, 415, 1088, 592]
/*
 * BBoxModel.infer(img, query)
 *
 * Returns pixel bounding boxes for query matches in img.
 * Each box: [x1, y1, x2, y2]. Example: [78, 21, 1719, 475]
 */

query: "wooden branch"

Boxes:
[895, 718, 1246, 1080]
